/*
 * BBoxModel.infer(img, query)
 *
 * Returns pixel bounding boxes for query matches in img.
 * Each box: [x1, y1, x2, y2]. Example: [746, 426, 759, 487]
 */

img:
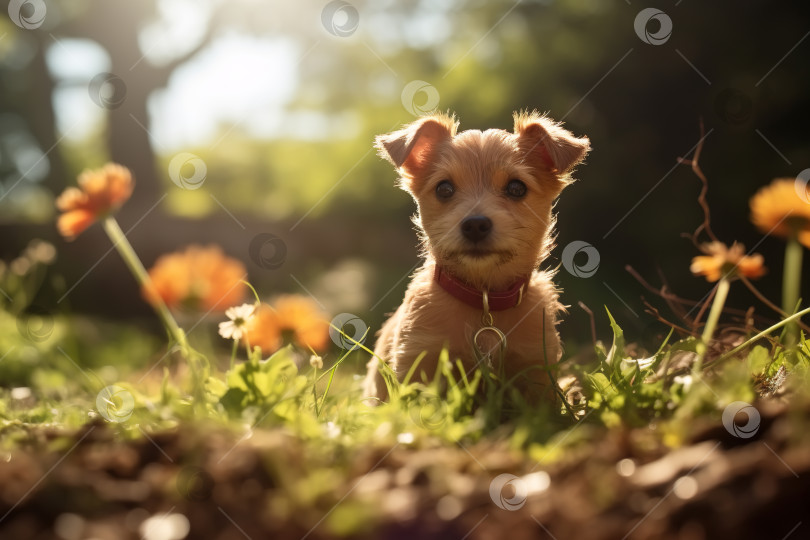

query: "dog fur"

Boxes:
[364, 110, 590, 402]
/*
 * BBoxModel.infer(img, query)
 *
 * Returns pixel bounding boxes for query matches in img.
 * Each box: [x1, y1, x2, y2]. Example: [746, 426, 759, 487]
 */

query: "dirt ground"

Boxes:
[0, 399, 807, 540]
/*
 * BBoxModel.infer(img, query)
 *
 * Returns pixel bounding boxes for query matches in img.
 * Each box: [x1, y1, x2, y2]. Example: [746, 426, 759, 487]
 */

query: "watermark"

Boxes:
[329, 312, 367, 350]
[795, 168, 810, 204]
[321, 1, 359, 37]
[168, 153, 207, 190]
[634, 8, 672, 46]
[489, 473, 527, 511]
[176, 466, 214, 501]
[88, 73, 127, 110]
[8, 0, 46, 30]
[16, 306, 54, 343]
[722, 401, 760, 439]
[96, 385, 135, 423]
[248, 233, 287, 270]
[714, 88, 753, 126]
[561, 240, 600, 278]
[408, 391, 447, 430]
[401, 80, 440, 116]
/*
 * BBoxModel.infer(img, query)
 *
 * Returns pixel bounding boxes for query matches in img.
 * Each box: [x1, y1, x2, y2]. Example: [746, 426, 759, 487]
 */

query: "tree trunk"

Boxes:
[27, 34, 67, 194]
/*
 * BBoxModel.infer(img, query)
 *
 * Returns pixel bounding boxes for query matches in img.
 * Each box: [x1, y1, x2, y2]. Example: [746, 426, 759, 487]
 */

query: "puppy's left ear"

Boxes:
[513, 111, 590, 176]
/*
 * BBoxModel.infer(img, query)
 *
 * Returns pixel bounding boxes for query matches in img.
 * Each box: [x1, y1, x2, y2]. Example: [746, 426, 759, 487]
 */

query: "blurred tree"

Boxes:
[1, 0, 809, 342]
[0, 17, 63, 223]
[57, 1, 219, 215]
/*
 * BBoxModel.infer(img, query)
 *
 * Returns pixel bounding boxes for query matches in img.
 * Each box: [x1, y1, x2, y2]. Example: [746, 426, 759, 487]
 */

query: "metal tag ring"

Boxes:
[473, 325, 507, 358]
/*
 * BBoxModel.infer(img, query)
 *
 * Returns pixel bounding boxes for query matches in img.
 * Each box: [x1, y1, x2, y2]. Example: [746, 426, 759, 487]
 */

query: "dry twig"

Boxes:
[578, 301, 598, 347]
[677, 118, 719, 247]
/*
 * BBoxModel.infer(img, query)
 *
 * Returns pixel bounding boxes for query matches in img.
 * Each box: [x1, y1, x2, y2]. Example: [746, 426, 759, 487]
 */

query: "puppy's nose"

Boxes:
[461, 216, 493, 243]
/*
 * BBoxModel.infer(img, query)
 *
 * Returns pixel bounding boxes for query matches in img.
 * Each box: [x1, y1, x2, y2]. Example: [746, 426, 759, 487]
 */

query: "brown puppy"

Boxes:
[364, 111, 590, 402]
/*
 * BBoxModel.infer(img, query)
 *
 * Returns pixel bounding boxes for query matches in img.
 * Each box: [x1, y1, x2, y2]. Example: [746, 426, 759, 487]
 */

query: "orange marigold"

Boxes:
[750, 177, 810, 247]
[144, 245, 247, 312]
[245, 295, 330, 354]
[690, 241, 766, 282]
[56, 163, 134, 240]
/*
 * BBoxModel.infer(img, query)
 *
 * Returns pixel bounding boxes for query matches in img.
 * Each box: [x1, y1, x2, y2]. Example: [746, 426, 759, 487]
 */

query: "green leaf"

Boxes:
[746, 345, 771, 375]
[219, 387, 248, 416]
[205, 376, 228, 399]
[608, 393, 626, 410]
[604, 308, 626, 379]
[586, 372, 615, 400]
[617, 357, 648, 390]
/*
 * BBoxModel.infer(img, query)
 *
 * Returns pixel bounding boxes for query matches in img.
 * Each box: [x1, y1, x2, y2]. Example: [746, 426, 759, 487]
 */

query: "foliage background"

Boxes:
[2, 0, 809, 348]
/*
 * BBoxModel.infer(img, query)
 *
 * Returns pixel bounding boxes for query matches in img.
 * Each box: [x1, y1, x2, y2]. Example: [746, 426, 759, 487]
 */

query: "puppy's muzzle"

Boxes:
[461, 216, 493, 243]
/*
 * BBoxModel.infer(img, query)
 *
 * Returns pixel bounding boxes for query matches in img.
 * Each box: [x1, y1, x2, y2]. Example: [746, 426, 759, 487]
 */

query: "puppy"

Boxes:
[364, 111, 590, 403]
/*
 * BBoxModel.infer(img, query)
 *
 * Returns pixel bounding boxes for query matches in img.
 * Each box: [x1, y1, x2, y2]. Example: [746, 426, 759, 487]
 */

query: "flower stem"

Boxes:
[713, 305, 810, 365]
[782, 232, 803, 347]
[230, 339, 238, 371]
[102, 216, 187, 351]
[242, 279, 261, 305]
[312, 366, 320, 417]
[694, 277, 730, 375]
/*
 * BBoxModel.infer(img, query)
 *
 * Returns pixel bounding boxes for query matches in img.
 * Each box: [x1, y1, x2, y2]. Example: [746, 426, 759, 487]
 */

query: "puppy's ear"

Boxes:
[375, 113, 457, 189]
[513, 110, 590, 176]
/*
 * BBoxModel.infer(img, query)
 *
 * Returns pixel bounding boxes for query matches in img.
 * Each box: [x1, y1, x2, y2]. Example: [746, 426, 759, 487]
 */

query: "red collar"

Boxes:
[433, 266, 529, 311]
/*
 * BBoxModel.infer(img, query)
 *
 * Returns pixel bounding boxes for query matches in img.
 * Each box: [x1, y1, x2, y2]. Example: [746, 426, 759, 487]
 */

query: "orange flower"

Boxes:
[245, 295, 330, 354]
[56, 163, 134, 240]
[750, 177, 810, 247]
[690, 241, 766, 282]
[144, 245, 246, 312]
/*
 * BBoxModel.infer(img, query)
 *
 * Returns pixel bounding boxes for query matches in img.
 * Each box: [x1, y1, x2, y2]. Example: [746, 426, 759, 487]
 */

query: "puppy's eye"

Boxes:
[505, 179, 527, 199]
[436, 180, 455, 200]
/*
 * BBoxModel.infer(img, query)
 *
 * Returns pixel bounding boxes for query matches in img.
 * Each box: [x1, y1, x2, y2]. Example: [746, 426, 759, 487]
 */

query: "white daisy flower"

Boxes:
[218, 303, 256, 341]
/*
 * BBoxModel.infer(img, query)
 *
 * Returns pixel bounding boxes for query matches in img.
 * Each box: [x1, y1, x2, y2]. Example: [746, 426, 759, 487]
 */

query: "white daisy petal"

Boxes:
[240, 304, 256, 319]
[218, 321, 236, 339]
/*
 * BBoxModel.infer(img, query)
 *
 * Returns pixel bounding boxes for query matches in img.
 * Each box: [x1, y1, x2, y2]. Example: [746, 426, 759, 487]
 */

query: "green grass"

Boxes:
[4, 290, 808, 457]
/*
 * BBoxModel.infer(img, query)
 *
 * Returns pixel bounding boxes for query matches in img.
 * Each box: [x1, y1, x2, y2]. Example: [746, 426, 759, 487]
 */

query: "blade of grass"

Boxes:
[402, 351, 428, 386]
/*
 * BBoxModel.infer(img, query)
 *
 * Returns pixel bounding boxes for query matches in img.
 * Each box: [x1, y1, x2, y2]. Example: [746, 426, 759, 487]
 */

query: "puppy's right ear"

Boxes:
[375, 113, 456, 189]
